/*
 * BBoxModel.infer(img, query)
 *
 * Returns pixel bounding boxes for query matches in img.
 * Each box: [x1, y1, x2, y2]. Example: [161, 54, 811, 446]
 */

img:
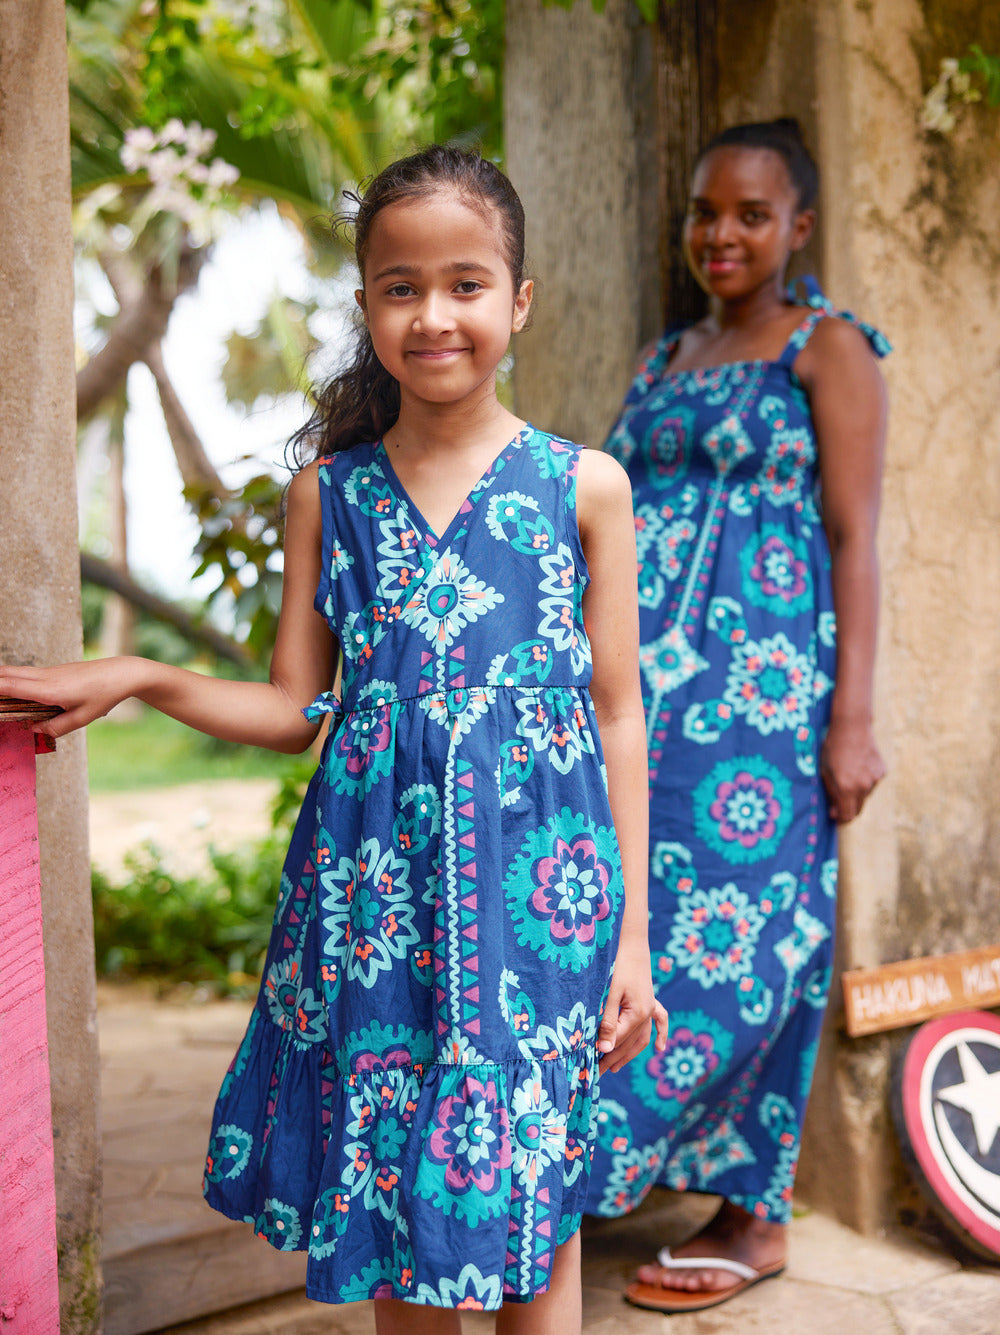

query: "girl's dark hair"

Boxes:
[696, 117, 819, 210]
[290, 144, 526, 464]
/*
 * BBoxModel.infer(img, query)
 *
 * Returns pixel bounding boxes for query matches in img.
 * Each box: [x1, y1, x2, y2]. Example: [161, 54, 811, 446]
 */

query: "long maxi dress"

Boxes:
[202, 426, 626, 1308]
[586, 288, 890, 1225]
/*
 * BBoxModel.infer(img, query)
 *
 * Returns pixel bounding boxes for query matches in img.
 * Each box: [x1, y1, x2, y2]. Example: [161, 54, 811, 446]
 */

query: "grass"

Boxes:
[86, 706, 297, 792]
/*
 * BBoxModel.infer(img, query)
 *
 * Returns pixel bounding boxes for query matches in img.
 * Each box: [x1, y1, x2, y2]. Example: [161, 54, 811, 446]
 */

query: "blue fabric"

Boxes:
[586, 294, 890, 1224]
[203, 426, 624, 1308]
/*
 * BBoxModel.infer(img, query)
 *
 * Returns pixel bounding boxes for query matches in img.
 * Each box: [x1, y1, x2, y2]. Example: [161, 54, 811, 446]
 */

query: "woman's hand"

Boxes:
[0, 657, 144, 738]
[820, 715, 886, 823]
[597, 935, 669, 1075]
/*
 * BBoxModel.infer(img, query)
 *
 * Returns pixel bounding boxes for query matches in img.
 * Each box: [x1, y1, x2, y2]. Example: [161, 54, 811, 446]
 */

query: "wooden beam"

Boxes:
[842, 945, 1000, 1037]
[654, 0, 719, 324]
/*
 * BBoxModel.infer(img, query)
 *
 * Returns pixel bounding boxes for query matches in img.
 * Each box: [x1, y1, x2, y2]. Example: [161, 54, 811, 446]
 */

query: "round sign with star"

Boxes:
[892, 1010, 1000, 1260]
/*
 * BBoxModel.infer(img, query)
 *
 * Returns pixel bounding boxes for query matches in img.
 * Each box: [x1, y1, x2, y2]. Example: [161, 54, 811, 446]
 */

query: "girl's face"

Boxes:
[683, 146, 814, 302]
[357, 189, 533, 414]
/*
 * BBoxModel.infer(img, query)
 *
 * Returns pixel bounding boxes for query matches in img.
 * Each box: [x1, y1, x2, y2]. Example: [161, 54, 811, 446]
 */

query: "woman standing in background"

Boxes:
[586, 118, 890, 1314]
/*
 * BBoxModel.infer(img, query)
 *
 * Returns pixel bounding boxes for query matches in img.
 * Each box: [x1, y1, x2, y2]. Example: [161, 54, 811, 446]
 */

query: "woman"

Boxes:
[586, 118, 890, 1314]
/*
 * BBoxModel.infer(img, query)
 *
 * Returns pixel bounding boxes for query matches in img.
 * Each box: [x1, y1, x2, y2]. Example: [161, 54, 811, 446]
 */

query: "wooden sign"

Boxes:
[843, 945, 1000, 1037]
[0, 714, 60, 1333]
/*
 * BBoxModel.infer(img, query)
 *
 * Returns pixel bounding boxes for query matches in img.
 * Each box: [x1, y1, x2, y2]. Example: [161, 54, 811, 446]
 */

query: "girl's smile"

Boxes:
[358, 191, 532, 413]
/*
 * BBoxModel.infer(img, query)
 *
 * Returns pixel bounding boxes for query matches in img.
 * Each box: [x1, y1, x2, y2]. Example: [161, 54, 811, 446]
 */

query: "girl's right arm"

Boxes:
[0, 464, 336, 754]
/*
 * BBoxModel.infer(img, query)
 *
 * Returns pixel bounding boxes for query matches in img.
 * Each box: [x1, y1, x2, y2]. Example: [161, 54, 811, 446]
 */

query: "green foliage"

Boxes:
[86, 706, 295, 790]
[92, 834, 287, 994]
[961, 45, 1000, 106]
[187, 471, 288, 661]
[544, 0, 661, 24]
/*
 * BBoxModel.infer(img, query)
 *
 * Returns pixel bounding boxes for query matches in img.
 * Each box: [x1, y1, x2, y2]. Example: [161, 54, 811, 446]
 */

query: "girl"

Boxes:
[584, 120, 890, 1313]
[1, 145, 666, 1332]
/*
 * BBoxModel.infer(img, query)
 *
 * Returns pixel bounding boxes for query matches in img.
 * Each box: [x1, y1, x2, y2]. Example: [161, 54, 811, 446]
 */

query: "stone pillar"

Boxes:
[504, 0, 659, 448]
[0, 1, 102, 1327]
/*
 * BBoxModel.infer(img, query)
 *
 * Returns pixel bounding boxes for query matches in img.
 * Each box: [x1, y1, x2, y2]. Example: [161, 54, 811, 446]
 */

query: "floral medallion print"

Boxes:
[499, 968, 538, 1043]
[664, 1119, 756, 1192]
[693, 756, 794, 866]
[722, 631, 814, 735]
[487, 638, 553, 687]
[393, 784, 441, 858]
[774, 904, 830, 976]
[335, 1019, 434, 1075]
[526, 1000, 597, 1061]
[204, 1123, 253, 1184]
[343, 459, 394, 518]
[701, 412, 754, 476]
[645, 406, 695, 488]
[415, 1263, 505, 1311]
[630, 1009, 734, 1115]
[504, 809, 621, 973]
[514, 687, 595, 775]
[639, 624, 709, 696]
[509, 1072, 567, 1189]
[329, 701, 396, 798]
[417, 1074, 512, 1224]
[402, 550, 503, 649]
[254, 1197, 302, 1250]
[537, 545, 589, 675]
[739, 525, 813, 617]
[650, 840, 699, 897]
[264, 956, 327, 1048]
[754, 427, 815, 506]
[668, 883, 766, 988]
[486, 490, 555, 554]
[320, 836, 419, 989]
[594, 1137, 671, 1215]
[528, 429, 576, 479]
[498, 737, 534, 807]
[308, 1184, 351, 1259]
[341, 1075, 419, 1217]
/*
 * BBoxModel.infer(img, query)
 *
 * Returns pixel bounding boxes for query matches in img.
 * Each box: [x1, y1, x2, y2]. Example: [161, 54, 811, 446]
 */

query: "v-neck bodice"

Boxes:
[311, 426, 591, 712]
[375, 424, 533, 549]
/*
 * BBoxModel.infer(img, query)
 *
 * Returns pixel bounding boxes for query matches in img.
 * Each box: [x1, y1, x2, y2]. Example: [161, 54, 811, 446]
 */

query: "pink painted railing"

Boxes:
[0, 701, 62, 1333]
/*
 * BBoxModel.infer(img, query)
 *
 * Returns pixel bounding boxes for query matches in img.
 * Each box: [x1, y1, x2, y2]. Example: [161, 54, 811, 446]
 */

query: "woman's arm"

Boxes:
[577, 447, 668, 1073]
[797, 317, 889, 823]
[0, 463, 336, 754]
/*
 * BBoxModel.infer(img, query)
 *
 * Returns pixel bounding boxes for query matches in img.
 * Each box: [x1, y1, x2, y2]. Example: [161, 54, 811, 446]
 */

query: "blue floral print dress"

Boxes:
[586, 289, 889, 1225]
[203, 426, 625, 1309]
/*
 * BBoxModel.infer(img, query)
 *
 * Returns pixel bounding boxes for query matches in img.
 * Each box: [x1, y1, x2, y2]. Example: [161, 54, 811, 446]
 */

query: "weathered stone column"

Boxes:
[505, 0, 660, 448]
[0, 0, 102, 1327]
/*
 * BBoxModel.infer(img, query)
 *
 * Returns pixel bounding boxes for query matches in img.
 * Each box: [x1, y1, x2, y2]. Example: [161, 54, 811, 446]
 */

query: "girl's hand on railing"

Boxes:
[0, 658, 141, 738]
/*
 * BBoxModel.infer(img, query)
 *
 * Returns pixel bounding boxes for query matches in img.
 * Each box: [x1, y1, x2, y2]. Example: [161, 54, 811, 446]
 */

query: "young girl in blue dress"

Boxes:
[1, 145, 667, 1333]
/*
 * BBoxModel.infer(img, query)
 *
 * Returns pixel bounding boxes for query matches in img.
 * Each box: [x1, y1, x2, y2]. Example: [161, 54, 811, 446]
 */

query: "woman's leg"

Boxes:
[496, 1230, 582, 1335]
[373, 1299, 463, 1335]
[636, 1197, 786, 1296]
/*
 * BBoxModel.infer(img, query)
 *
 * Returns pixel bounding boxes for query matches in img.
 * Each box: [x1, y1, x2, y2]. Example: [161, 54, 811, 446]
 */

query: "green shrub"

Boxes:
[92, 831, 289, 996]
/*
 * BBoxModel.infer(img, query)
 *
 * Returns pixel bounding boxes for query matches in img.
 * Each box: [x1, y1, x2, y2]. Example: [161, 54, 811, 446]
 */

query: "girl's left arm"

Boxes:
[577, 448, 668, 1074]
[798, 317, 889, 823]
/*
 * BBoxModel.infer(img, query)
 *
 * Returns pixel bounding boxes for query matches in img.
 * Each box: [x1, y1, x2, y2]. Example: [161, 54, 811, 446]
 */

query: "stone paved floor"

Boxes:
[99, 985, 1000, 1335]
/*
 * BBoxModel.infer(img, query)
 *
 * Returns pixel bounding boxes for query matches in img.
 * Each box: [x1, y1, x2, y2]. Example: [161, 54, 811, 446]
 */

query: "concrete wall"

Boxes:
[505, 0, 660, 448]
[505, 0, 1000, 1233]
[0, 1, 102, 1326]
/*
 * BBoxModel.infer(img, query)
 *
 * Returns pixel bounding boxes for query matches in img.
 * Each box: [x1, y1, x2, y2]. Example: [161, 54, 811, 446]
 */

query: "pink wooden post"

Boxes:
[0, 701, 62, 1333]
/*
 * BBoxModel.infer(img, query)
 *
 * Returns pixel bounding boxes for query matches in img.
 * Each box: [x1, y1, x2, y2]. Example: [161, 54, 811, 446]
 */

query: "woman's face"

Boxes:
[683, 146, 815, 301]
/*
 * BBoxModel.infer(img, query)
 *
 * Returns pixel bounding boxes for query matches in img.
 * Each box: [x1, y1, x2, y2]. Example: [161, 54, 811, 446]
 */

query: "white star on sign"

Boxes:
[936, 1042, 1000, 1157]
